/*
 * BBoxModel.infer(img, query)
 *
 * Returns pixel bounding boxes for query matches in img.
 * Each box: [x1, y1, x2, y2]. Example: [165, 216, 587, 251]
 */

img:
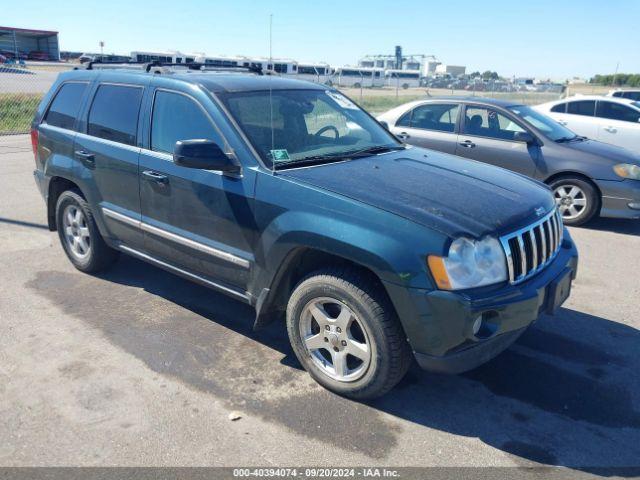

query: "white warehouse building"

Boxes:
[435, 64, 466, 77]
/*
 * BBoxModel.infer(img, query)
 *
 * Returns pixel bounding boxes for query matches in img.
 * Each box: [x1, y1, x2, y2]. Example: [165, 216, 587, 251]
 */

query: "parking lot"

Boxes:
[1, 134, 639, 472]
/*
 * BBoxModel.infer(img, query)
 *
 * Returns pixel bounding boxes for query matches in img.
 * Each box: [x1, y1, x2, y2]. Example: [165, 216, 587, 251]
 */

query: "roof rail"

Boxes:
[78, 60, 265, 76]
[82, 59, 148, 70]
[144, 61, 264, 75]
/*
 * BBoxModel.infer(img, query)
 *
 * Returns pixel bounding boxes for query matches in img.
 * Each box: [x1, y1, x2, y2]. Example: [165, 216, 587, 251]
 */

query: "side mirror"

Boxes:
[513, 131, 536, 144]
[379, 120, 389, 130]
[173, 139, 240, 173]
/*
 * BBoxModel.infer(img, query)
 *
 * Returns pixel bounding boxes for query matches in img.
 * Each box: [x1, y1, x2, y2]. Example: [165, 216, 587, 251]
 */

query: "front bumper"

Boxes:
[384, 229, 578, 374]
[598, 179, 640, 220]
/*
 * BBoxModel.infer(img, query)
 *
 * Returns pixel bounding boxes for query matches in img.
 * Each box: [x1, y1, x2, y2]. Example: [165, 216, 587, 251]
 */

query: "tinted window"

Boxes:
[44, 82, 88, 130]
[622, 92, 640, 101]
[463, 107, 525, 140]
[550, 103, 567, 113]
[220, 89, 398, 166]
[88, 84, 143, 145]
[396, 111, 412, 127]
[151, 91, 216, 154]
[567, 101, 595, 116]
[408, 104, 459, 132]
[596, 101, 640, 123]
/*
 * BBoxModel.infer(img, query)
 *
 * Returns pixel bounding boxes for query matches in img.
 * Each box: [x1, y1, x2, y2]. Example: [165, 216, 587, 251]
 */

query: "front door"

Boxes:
[595, 100, 640, 151]
[455, 105, 538, 177]
[138, 88, 255, 290]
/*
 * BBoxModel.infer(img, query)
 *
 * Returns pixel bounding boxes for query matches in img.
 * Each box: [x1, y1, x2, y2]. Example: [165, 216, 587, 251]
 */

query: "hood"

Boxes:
[557, 138, 640, 165]
[281, 147, 555, 238]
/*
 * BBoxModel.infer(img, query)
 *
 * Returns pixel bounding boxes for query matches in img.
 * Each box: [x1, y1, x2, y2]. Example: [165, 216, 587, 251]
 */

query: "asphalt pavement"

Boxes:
[1, 134, 639, 474]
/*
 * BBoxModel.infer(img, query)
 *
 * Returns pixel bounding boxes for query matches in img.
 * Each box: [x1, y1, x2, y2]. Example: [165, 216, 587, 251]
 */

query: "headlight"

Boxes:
[428, 236, 507, 290]
[613, 163, 640, 180]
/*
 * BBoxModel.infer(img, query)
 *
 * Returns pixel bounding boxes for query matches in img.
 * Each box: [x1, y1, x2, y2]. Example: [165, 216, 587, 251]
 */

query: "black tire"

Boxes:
[548, 176, 599, 226]
[55, 189, 119, 272]
[286, 267, 412, 399]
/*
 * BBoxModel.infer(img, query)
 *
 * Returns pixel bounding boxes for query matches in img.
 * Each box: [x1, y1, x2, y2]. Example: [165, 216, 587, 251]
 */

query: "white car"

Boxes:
[608, 89, 640, 101]
[534, 96, 640, 152]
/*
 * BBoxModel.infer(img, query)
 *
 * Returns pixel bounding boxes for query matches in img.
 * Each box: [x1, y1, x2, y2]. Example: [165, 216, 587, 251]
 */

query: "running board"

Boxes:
[118, 245, 251, 303]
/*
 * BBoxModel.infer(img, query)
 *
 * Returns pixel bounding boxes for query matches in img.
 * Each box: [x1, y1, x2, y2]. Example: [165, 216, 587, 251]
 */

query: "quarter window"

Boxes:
[87, 84, 143, 146]
[566, 101, 595, 117]
[44, 82, 88, 130]
[463, 107, 525, 140]
[550, 103, 567, 113]
[151, 91, 217, 154]
[596, 101, 640, 123]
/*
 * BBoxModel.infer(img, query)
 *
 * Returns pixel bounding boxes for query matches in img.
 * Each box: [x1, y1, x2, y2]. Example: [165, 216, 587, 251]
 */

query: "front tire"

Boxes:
[286, 268, 412, 399]
[56, 189, 119, 273]
[549, 176, 599, 226]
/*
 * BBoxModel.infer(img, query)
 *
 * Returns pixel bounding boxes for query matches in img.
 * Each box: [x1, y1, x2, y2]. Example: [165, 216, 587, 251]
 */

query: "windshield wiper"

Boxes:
[555, 136, 578, 143]
[274, 145, 405, 169]
[340, 144, 406, 158]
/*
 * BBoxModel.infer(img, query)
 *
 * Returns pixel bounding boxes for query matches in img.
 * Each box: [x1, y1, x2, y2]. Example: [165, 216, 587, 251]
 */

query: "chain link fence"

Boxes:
[0, 61, 620, 135]
[0, 62, 74, 135]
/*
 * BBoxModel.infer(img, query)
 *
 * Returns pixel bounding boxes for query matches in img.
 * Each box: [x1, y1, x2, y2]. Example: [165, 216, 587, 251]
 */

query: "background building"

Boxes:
[0, 26, 59, 61]
[435, 64, 466, 77]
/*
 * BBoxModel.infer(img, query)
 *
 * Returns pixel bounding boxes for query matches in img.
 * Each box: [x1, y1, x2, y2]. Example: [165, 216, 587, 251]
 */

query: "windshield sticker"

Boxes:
[326, 91, 358, 110]
[270, 149, 291, 161]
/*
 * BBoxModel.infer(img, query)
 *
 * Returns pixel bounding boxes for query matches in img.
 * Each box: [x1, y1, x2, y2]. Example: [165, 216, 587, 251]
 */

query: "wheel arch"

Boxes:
[544, 171, 602, 209]
[47, 176, 84, 231]
[253, 247, 397, 330]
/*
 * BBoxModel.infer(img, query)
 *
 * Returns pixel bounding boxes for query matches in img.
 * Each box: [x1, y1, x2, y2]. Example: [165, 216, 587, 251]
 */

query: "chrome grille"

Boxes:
[500, 208, 564, 284]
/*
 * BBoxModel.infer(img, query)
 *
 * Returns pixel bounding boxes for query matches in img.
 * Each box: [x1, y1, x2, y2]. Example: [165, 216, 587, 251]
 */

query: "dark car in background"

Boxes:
[378, 97, 640, 225]
[32, 68, 577, 398]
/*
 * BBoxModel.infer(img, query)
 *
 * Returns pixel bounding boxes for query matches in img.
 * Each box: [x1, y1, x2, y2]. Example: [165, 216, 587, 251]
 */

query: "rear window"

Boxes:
[87, 84, 143, 146]
[44, 82, 88, 130]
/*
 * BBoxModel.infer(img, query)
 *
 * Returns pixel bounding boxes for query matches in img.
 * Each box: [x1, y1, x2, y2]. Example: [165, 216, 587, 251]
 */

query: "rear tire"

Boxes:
[286, 267, 412, 399]
[55, 189, 119, 273]
[549, 176, 599, 226]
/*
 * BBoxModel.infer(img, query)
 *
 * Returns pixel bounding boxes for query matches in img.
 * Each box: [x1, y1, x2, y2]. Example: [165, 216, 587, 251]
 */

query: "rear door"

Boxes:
[73, 82, 146, 248]
[549, 100, 599, 139]
[455, 105, 538, 176]
[595, 100, 640, 151]
[138, 86, 254, 291]
[391, 102, 460, 154]
[37, 81, 90, 176]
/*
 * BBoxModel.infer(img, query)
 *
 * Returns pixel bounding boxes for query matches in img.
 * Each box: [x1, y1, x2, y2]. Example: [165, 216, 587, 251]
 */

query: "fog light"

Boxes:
[472, 315, 483, 336]
[470, 311, 499, 340]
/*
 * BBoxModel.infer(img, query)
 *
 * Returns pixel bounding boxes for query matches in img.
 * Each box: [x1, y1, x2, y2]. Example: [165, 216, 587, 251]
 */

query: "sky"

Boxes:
[4, 0, 639, 80]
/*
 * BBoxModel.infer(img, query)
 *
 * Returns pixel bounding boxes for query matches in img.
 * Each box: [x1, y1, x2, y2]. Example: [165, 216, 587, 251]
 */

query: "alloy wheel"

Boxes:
[554, 184, 587, 221]
[62, 204, 91, 259]
[299, 297, 372, 382]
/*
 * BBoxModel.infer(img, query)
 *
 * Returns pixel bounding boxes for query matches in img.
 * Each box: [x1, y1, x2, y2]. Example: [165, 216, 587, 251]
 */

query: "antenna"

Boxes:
[269, 13, 275, 173]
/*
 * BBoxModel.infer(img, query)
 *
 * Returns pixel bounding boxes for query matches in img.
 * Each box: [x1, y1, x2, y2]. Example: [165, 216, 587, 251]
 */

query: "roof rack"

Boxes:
[144, 61, 264, 75]
[78, 59, 264, 76]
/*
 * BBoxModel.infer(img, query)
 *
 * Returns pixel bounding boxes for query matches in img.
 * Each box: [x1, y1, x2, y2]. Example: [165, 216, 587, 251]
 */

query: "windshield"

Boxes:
[219, 89, 401, 168]
[508, 105, 578, 142]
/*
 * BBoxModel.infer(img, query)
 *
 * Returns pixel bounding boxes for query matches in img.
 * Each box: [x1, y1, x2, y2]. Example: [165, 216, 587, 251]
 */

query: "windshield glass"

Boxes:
[219, 89, 400, 167]
[632, 101, 640, 109]
[508, 105, 578, 142]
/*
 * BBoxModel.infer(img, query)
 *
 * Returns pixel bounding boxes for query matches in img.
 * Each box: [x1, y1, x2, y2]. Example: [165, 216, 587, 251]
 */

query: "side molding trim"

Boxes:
[102, 207, 250, 269]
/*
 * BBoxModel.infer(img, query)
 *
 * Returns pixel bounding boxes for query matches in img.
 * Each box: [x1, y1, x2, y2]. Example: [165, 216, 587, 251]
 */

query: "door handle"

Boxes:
[459, 140, 476, 148]
[142, 170, 169, 185]
[74, 150, 95, 165]
[396, 131, 410, 140]
[604, 126, 617, 133]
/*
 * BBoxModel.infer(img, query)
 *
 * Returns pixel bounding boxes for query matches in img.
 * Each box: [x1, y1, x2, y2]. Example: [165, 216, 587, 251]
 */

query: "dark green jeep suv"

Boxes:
[32, 65, 578, 398]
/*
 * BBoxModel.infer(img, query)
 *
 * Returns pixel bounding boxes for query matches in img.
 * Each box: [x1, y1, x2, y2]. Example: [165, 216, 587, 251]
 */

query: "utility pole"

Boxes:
[99, 41, 104, 58]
